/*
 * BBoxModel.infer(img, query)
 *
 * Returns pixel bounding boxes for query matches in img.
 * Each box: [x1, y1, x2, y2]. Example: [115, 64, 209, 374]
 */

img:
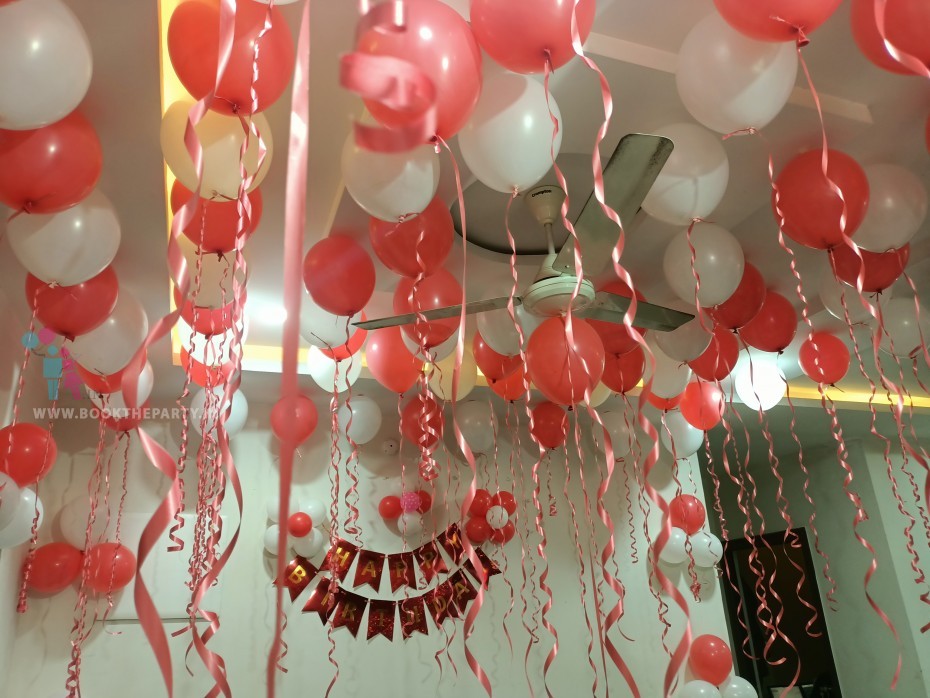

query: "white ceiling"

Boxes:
[2, 0, 929, 407]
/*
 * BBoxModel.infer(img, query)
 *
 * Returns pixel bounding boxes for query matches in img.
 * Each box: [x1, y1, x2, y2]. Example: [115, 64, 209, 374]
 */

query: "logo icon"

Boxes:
[21, 330, 83, 401]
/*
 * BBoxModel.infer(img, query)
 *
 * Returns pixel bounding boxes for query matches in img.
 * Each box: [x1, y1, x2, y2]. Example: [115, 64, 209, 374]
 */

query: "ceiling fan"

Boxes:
[355, 133, 694, 335]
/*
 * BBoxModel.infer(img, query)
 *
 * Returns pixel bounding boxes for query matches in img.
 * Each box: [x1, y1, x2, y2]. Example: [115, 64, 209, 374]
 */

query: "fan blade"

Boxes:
[353, 297, 521, 331]
[552, 133, 674, 276]
[576, 291, 693, 332]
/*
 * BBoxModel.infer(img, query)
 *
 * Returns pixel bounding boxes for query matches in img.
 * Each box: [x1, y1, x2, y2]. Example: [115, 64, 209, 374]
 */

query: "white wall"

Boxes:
[3, 398, 730, 697]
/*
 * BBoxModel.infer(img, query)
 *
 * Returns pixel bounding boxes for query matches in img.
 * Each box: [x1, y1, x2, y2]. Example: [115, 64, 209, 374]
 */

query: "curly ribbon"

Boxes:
[339, 1, 436, 153]
[267, 1, 311, 695]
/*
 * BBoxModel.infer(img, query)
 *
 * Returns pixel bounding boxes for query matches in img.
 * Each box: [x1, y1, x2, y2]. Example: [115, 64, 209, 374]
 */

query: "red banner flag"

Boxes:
[367, 599, 396, 641]
[302, 577, 337, 623]
[331, 591, 367, 638]
[386, 552, 417, 592]
[353, 549, 385, 591]
[424, 581, 455, 625]
[413, 540, 448, 582]
[437, 524, 464, 564]
[400, 596, 429, 639]
[275, 556, 318, 602]
[464, 548, 501, 587]
[449, 570, 477, 613]
[322, 540, 358, 582]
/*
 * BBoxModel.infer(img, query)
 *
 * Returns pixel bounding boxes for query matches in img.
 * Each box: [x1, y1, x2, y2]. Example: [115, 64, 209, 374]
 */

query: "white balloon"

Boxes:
[90, 362, 154, 414]
[459, 72, 562, 193]
[190, 386, 249, 437]
[720, 676, 757, 698]
[880, 297, 929, 358]
[177, 319, 246, 367]
[292, 528, 326, 557]
[0, 0, 93, 130]
[161, 101, 273, 199]
[0, 490, 43, 549]
[428, 348, 477, 402]
[7, 190, 121, 285]
[853, 164, 927, 252]
[601, 410, 633, 458]
[455, 400, 497, 454]
[486, 506, 509, 530]
[587, 382, 612, 408]
[691, 531, 724, 568]
[58, 495, 116, 550]
[678, 680, 723, 698]
[307, 346, 362, 393]
[663, 223, 744, 306]
[341, 137, 439, 222]
[299, 293, 362, 349]
[819, 269, 889, 324]
[263, 525, 281, 555]
[266, 496, 281, 524]
[303, 500, 327, 528]
[0, 474, 23, 532]
[676, 13, 797, 134]
[660, 410, 705, 458]
[403, 329, 458, 362]
[398, 512, 423, 537]
[476, 305, 541, 356]
[659, 526, 689, 565]
[644, 339, 693, 398]
[68, 290, 149, 375]
[733, 357, 785, 411]
[655, 318, 714, 363]
[337, 396, 383, 444]
[642, 123, 730, 226]
[179, 237, 250, 309]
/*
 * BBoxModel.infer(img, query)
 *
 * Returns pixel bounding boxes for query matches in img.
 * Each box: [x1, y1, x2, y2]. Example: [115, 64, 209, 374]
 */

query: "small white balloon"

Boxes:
[0, 490, 43, 549]
[57, 495, 116, 550]
[266, 496, 281, 524]
[292, 528, 326, 557]
[68, 290, 149, 375]
[644, 339, 693, 399]
[0, 474, 23, 532]
[486, 505, 509, 530]
[663, 223, 745, 307]
[659, 526, 689, 565]
[660, 410, 705, 458]
[719, 676, 757, 698]
[587, 382, 612, 409]
[307, 346, 362, 393]
[655, 318, 714, 363]
[263, 525, 281, 555]
[190, 386, 249, 437]
[852, 164, 927, 252]
[678, 680, 723, 698]
[733, 357, 786, 411]
[477, 306, 541, 356]
[691, 531, 724, 568]
[302, 499, 327, 528]
[299, 293, 362, 349]
[455, 400, 497, 455]
[337, 396, 383, 444]
[179, 237, 250, 310]
[818, 269, 889, 324]
[398, 512, 423, 537]
[601, 410, 633, 458]
[403, 329, 458, 362]
[880, 297, 928, 358]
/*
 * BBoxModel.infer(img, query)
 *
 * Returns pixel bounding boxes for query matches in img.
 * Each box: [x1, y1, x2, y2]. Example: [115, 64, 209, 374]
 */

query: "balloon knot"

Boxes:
[795, 29, 810, 48]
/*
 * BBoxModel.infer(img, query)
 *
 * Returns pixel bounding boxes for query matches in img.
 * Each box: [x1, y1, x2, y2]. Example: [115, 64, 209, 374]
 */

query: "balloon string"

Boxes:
[268, 1, 311, 695]
[619, 397, 640, 566]
[324, 350, 343, 698]
[488, 416, 515, 662]
[343, 319, 362, 546]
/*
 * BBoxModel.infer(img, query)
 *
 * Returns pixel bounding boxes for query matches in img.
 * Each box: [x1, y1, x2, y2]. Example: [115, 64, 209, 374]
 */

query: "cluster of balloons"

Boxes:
[464, 489, 516, 545]
[679, 634, 757, 698]
[658, 495, 723, 570]
[264, 498, 327, 558]
[379, 490, 433, 536]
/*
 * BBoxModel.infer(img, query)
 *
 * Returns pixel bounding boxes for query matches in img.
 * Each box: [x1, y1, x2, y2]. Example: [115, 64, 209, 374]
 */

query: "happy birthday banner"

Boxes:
[275, 525, 500, 640]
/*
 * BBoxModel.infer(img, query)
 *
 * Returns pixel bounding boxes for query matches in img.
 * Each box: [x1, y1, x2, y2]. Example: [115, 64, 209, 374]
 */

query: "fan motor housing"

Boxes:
[522, 276, 596, 317]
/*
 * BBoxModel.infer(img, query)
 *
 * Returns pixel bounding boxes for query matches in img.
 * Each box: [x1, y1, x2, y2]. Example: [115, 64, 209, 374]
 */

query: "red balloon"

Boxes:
[319, 319, 368, 361]
[0, 423, 57, 486]
[851, 0, 930, 75]
[303, 234, 375, 317]
[170, 181, 263, 253]
[688, 634, 734, 686]
[589, 280, 647, 355]
[401, 393, 443, 449]
[271, 394, 318, 444]
[465, 516, 492, 543]
[489, 521, 516, 544]
[168, 0, 294, 115]
[393, 269, 462, 347]
[365, 327, 422, 394]
[713, 0, 843, 42]
[369, 197, 454, 277]
[26, 267, 119, 340]
[473, 333, 521, 381]
[601, 346, 645, 394]
[100, 403, 148, 433]
[669, 494, 706, 535]
[774, 149, 869, 250]
[469, 489, 493, 517]
[416, 490, 433, 514]
[379, 495, 402, 520]
[689, 327, 739, 381]
[738, 292, 798, 353]
[829, 244, 909, 293]
[176, 286, 242, 336]
[357, 0, 482, 139]
[287, 512, 313, 538]
[180, 348, 237, 389]
[646, 391, 682, 412]
[74, 361, 134, 395]
[0, 111, 102, 214]
[707, 263, 766, 330]
[526, 317, 605, 406]
[491, 491, 517, 515]
[471, 0, 596, 73]
[85, 542, 136, 593]
[487, 366, 527, 401]
[530, 401, 568, 450]
[680, 382, 725, 431]
[27, 543, 83, 595]
[799, 332, 850, 385]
